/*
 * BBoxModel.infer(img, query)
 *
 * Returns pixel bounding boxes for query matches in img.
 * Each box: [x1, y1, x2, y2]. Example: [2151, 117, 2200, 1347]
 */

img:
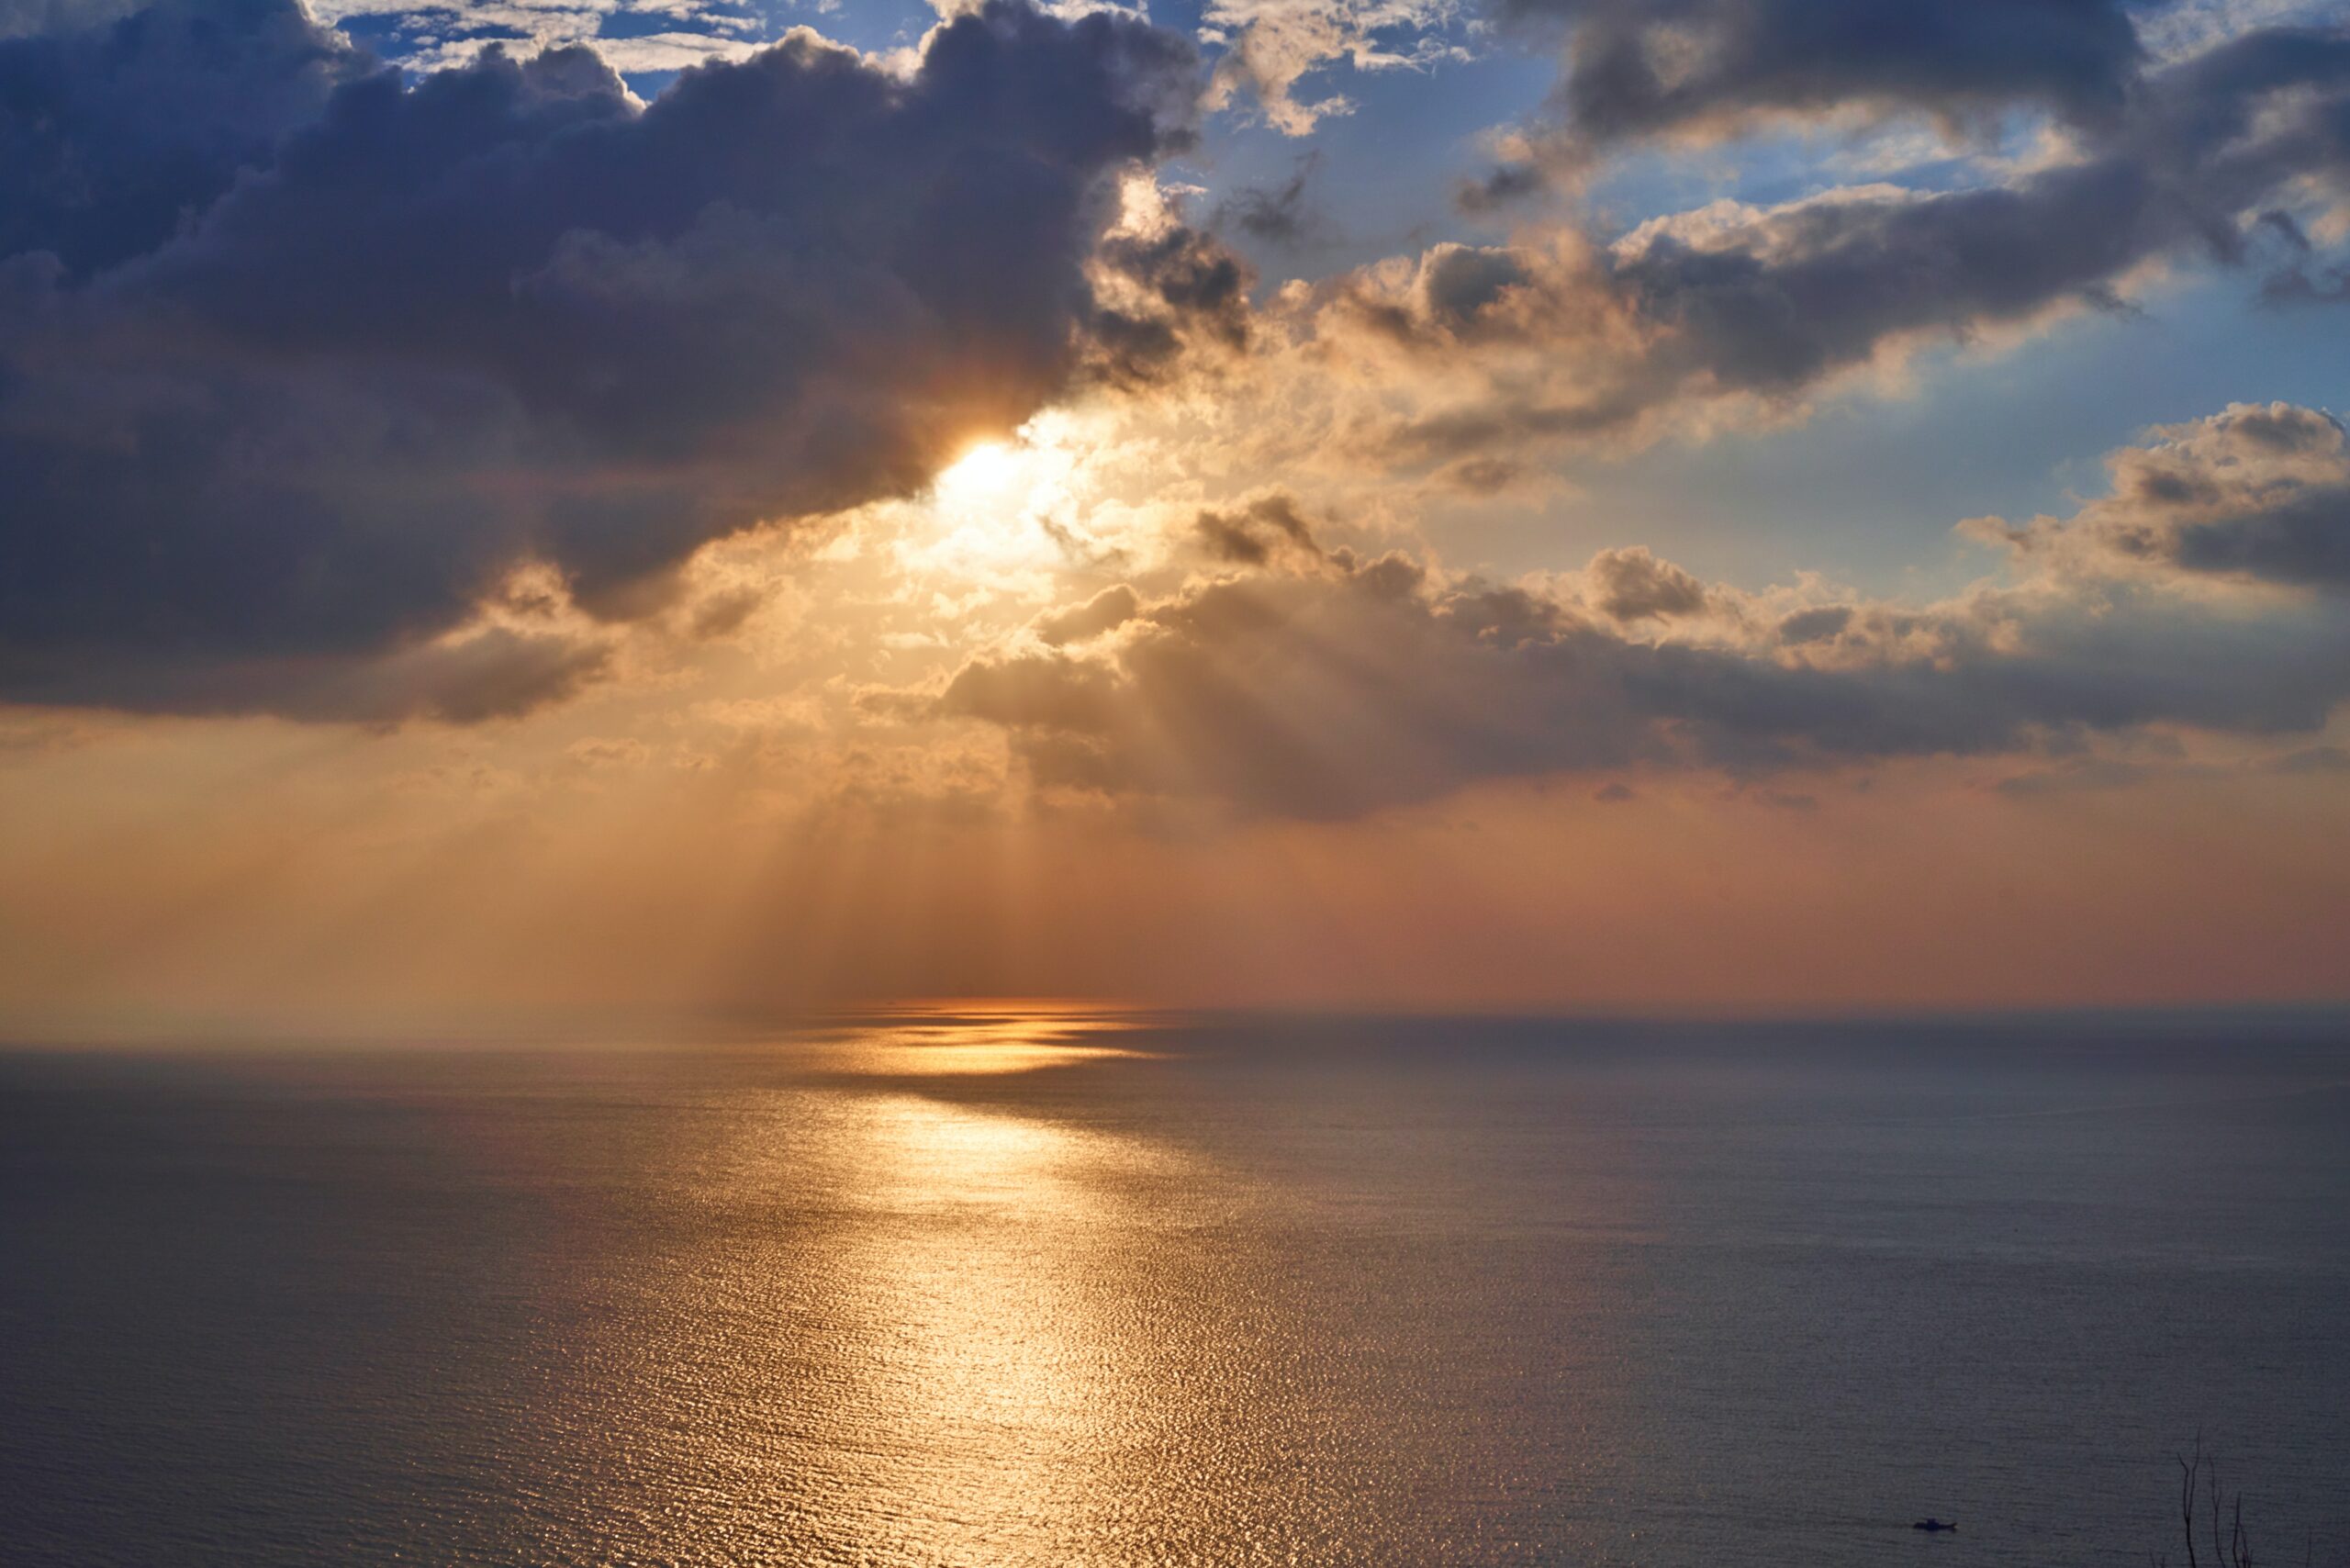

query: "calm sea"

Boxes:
[3, 1011, 2345, 1566]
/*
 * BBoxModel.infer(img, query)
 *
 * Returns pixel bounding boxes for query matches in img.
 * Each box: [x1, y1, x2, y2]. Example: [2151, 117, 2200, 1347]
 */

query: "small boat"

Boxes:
[1912, 1518, 1959, 1533]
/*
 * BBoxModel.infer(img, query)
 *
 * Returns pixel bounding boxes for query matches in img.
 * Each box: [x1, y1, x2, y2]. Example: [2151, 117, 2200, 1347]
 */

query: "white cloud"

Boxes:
[1198, 0, 1469, 135]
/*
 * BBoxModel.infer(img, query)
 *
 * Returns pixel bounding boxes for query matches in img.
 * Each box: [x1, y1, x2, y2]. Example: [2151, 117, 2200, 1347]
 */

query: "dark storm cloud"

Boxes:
[1087, 218, 1254, 384]
[2098, 492, 2350, 588]
[0, 0, 367, 276]
[1348, 24, 2350, 460]
[1975, 403, 2350, 590]
[1494, 0, 2146, 154]
[0, 0, 1214, 720]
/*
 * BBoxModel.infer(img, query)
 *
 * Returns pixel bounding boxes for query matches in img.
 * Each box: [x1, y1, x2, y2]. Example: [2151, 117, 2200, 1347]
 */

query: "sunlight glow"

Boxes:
[909, 423, 1091, 579]
[934, 440, 1024, 503]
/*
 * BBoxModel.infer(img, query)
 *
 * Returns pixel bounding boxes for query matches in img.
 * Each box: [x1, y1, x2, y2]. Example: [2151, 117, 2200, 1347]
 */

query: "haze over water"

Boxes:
[4, 1009, 2345, 1567]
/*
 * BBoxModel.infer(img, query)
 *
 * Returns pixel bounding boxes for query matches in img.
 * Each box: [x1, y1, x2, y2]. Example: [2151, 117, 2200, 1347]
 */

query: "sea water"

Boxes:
[4, 1010, 2344, 1565]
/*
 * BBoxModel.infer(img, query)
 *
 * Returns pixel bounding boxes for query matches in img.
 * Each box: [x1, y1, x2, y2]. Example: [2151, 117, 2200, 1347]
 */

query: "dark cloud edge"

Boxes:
[0, 0, 1245, 722]
[1338, 20, 2350, 477]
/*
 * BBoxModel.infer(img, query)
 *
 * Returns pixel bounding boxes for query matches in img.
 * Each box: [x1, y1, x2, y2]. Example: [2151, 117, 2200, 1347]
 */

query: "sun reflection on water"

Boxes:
[509, 1004, 1605, 1565]
[793, 1016, 1206, 1564]
[811, 1001, 1159, 1078]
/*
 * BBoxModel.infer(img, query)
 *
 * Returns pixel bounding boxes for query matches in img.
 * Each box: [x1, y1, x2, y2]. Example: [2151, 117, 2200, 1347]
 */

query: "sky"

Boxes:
[0, 0, 2346, 1028]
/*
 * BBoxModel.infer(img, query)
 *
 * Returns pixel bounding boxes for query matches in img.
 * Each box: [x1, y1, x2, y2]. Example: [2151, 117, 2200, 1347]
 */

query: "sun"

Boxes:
[913, 436, 1063, 577]
[934, 440, 1023, 504]
[905, 416, 1117, 578]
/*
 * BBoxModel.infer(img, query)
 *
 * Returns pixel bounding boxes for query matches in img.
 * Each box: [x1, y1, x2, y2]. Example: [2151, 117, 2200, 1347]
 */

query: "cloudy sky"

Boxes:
[1, 0, 2345, 1027]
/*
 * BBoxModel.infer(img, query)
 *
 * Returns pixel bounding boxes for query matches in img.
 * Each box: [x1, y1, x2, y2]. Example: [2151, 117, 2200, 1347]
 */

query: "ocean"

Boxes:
[3, 1010, 2345, 1565]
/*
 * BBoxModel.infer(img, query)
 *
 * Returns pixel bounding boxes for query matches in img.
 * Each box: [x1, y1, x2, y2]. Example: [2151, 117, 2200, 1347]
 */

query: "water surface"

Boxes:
[4, 1010, 2345, 1565]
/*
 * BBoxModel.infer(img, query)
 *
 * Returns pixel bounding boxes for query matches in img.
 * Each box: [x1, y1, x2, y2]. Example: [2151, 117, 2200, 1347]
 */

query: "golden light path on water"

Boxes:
[822, 1002, 1384, 1565]
[769, 1004, 1173, 1561]
[532, 1002, 1581, 1566]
